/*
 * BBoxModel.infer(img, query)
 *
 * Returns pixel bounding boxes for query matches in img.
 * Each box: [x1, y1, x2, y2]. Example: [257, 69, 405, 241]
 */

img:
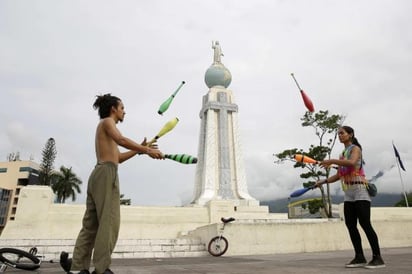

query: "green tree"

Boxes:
[39, 138, 57, 185]
[120, 194, 131, 206]
[394, 192, 412, 207]
[275, 110, 344, 217]
[51, 166, 82, 203]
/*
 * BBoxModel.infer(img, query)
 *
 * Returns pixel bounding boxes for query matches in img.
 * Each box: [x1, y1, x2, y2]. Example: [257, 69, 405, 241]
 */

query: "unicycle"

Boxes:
[0, 247, 41, 272]
[207, 217, 235, 256]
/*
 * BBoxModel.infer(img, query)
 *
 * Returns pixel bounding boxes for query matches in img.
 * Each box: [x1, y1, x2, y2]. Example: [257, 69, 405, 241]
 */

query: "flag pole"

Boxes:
[393, 141, 409, 207]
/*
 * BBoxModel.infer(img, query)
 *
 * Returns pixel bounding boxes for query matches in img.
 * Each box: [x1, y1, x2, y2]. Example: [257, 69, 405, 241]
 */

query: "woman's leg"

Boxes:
[344, 201, 364, 255]
[356, 200, 381, 256]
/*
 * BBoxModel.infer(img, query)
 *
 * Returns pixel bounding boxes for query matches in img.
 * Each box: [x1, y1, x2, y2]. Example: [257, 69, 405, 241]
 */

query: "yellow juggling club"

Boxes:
[147, 117, 179, 145]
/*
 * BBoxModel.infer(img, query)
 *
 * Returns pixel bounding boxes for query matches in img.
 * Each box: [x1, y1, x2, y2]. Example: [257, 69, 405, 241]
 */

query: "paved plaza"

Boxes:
[3, 247, 410, 274]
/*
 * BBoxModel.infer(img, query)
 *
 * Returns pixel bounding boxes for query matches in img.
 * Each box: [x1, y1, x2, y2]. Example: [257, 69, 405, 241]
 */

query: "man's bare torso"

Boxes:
[95, 118, 120, 164]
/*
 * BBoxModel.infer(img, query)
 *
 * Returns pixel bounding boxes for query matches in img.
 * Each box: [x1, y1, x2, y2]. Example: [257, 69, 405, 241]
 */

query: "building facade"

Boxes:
[0, 160, 40, 233]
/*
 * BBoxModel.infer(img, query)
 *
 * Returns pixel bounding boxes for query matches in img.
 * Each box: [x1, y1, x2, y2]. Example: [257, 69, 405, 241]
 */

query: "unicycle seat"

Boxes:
[221, 217, 235, 224]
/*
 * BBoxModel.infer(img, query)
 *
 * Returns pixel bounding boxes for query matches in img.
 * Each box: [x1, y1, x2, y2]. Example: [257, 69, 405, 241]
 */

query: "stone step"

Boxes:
[0, 238, 208, 260]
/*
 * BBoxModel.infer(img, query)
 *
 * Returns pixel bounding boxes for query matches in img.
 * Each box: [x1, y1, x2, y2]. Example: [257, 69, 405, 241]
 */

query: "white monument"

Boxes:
[192, 41, 258, 206]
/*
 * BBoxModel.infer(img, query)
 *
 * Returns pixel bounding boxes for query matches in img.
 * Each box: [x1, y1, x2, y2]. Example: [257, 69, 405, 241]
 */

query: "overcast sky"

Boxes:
[1, 0, 411, 206]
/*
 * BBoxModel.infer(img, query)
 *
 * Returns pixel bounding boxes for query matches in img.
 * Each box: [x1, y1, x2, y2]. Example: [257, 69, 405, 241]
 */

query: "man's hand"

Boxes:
[141, 137, 158, 149]
[147, 148, 164, 160]
[140, 137, 163, 159]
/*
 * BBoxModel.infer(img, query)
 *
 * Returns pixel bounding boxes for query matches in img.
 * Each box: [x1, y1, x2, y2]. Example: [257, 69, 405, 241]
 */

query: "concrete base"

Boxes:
[0, 186, 273, 240]
[0, 238, 208, 260]
[189, 216, 412, 256]
[1, 186, 412, 258]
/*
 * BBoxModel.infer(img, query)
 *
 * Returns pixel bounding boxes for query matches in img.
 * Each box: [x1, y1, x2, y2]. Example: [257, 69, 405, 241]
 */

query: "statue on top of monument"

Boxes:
[212, 40, 224, 64]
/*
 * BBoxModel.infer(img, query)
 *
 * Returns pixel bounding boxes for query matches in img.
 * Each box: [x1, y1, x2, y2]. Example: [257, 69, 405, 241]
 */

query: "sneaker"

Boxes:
[67, 270, 90, 274]
[364, 255, 386, 269]
[91, 269, 114, 274]
[60, 251, 72, 272]
[345, 256, 367, 268]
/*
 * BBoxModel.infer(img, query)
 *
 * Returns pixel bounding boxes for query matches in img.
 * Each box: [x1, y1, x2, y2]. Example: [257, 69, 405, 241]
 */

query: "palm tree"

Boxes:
[51, 166, 82, 203]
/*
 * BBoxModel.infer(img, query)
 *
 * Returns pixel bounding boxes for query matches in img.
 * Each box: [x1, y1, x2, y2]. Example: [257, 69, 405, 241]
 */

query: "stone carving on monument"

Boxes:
[212, 41, 223, 64]
[192, 41, 257, 206]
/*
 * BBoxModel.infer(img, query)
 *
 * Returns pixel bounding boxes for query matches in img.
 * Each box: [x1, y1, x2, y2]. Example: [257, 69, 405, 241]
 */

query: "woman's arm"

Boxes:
[320, 146, 361, 168]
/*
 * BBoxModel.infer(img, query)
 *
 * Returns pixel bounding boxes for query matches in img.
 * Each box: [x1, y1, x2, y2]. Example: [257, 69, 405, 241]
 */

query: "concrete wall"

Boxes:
[1, 186, 276, 240]
[190, 215, 412, 256]
[2, 185, 412, 257]
[1, 186, 211, 239]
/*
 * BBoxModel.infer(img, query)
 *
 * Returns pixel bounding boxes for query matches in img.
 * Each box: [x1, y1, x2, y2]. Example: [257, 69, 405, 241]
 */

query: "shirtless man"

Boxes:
[60, 94, 163, 274]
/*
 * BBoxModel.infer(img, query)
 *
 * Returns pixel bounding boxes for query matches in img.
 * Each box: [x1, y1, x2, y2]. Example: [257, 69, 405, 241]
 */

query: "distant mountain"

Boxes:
[260, 197, 290, 213]
[260, 193, 405, 213]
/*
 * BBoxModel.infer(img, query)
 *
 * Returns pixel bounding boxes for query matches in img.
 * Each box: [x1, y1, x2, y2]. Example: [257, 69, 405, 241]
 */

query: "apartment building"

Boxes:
[0, 160, 40, 233]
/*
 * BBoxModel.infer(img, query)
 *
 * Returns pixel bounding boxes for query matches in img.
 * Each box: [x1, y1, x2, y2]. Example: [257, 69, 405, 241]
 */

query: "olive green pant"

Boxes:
[72, 162, 120, 274]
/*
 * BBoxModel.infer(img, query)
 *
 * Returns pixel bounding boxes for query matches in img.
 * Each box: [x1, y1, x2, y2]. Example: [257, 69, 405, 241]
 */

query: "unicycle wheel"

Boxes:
[208, 236, 229, 256]
[0, 248, 41, 271]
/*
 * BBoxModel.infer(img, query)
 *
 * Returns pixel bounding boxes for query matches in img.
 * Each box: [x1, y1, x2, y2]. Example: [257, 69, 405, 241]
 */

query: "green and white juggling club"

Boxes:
[158, 81, 185, 115]
[165, 154, 197, 164]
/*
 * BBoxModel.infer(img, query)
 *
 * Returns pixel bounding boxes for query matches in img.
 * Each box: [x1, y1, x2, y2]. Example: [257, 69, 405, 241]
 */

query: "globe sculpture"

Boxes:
[204, 63, 232, 88]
